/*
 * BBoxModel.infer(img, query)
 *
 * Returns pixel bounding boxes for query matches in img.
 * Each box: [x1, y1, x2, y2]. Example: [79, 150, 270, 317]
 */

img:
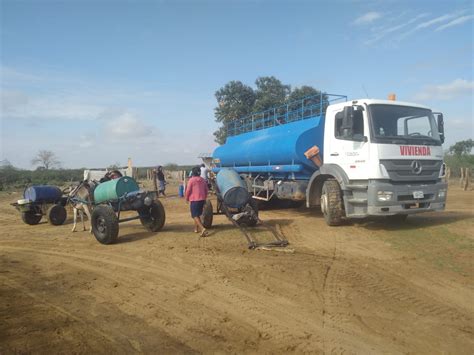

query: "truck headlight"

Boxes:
[439, 163, 446, 178]
[438, 189, 447, 199]
[377, 191, 393, 201]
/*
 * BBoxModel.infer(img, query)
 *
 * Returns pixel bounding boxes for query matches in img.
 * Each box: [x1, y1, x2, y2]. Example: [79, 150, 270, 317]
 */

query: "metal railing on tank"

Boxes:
[226, 93, 347, 137]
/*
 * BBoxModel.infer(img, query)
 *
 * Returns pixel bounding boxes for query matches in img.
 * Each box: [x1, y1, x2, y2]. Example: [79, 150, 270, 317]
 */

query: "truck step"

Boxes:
[347, 198, 367, 204]
[345, 184, 368, 190]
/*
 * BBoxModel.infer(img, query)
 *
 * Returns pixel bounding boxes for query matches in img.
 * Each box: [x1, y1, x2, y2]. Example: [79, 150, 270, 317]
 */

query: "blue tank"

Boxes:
[213, 116, 325, 179]
[24, 185, 62, 203]
[216, 168, 249, 209]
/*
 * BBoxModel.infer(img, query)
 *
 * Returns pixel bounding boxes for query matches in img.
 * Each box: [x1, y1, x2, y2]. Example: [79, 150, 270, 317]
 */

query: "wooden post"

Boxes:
[446, 167, 451, 183]
[152, 169, 158, 194]
[463, 168, 470, 191]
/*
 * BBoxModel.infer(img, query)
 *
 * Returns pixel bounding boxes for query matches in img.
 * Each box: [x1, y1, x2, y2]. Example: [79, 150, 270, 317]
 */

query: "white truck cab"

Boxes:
[316, 99, 447, 224]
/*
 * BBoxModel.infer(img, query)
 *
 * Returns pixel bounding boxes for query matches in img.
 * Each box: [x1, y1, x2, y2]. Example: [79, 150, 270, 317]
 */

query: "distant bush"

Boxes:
[0, 166, 83, 191]
[445, 154, 474, 177]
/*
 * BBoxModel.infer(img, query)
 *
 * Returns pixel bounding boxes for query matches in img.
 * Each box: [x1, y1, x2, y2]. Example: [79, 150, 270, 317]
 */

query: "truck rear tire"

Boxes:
[321, 179, 344, 226]
[21, 211, 42, 225]
[201, 200, 213, 228]
[47, 205, 67, 225]
[91, 205, 119, 244]
[139, 200, 166, 232]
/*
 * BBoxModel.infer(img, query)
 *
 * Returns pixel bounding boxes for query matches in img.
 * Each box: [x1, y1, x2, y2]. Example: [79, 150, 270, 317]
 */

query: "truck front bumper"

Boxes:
[366, 180, 447, 216]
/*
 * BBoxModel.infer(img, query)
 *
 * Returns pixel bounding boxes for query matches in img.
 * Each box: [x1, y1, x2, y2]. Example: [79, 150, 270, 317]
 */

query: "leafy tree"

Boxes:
[448, 139, 473, 156]
[213, 77, 324, 144]
[108, 162, 122, 170]
[253, 76, 290, 112]
[214, 81, 256, 144]
[0, 159, 13, 168]
[288, 85, 320, 101]
[164, 163, 179, 171]
[31, 150, 60, 170]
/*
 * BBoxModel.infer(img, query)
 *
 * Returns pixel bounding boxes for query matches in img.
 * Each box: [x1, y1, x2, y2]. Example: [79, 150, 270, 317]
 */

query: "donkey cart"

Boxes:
[11, 185, 68, 226]
[90, 177, 166, 245]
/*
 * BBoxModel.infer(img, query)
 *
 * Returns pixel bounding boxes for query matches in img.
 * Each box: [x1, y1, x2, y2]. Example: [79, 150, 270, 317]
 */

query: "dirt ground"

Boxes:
[0, 181, 473, 354]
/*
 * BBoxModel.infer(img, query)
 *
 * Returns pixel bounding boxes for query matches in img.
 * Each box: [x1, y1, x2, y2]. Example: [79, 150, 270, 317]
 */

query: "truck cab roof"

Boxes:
[329, 99, 432, 111]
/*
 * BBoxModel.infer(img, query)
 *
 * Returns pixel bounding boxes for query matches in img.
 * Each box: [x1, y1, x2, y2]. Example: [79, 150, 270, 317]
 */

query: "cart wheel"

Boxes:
[21, 211, 42, 225]
[47, 205, 67, 225]
[201, 200, 213, 228]
[91, 205, 119, 244]
[139, 200, 166, 232]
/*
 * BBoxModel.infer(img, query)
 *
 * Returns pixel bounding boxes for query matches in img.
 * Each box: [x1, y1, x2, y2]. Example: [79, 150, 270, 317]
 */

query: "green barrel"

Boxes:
[94, 177, 140, 203]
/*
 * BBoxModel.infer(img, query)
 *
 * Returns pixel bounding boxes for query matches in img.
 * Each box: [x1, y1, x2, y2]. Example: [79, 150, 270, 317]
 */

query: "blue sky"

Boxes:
[1, 0, 473, 169]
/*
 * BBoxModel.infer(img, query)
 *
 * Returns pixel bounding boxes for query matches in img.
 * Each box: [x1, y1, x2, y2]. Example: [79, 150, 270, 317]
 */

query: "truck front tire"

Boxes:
[91, 205, 119, 244]
[321, 179, 344, 226]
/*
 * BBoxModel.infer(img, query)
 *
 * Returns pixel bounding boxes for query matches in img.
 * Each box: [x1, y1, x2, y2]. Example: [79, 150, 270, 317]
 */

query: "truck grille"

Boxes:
[380, 159, 441, 182]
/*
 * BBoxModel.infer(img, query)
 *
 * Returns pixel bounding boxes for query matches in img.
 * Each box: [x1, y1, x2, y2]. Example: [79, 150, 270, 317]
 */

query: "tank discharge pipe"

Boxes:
[213, 168, 289, 250]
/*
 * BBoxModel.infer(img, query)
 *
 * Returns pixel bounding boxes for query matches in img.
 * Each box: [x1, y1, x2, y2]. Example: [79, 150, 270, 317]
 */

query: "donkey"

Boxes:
[68, 180, 96, 233]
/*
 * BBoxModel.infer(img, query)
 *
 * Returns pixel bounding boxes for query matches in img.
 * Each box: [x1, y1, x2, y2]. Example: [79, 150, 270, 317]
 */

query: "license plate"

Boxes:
[413, 191, 424, 199]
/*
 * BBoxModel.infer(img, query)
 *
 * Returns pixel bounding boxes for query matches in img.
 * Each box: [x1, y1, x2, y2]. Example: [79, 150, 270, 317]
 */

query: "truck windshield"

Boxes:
[369, 104, 441, 145]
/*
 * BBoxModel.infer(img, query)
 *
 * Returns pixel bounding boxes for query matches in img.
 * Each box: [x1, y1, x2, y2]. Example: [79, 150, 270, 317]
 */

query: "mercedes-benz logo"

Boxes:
[411, 160, 423, 175]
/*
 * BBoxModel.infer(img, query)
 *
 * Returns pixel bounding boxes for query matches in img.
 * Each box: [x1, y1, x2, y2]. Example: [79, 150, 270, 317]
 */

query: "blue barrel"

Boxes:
[216, 168, 249, 209]
[178, 184, 184, 197]
[24, 185, 62, 203]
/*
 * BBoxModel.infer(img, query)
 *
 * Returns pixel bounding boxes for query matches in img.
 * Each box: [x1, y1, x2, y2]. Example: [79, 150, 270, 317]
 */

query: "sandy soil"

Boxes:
[1, 181, 473, 354]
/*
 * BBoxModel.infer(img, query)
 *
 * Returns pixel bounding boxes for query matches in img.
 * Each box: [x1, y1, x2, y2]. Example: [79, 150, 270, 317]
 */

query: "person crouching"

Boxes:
[185, 166, 209, 237]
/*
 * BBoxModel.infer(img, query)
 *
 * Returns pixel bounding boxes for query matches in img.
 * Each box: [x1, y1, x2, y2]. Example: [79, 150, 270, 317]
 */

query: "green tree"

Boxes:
[107, 162, 122, 170]
[253, 76, 290, 111]
[449, 139, 473, 156]
[288, 85, 328, 115]
[214, 81, 256, 144]
[288, 85, 321, 101]
[213, 77, 325, 144]
[31, 150, 60, 170]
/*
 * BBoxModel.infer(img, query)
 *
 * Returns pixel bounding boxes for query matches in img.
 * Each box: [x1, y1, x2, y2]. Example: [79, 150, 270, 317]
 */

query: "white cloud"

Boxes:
[104, 112, 155, 141]
[353, 12, 382, 25]
[414, 79, 474, 101]
[365, 13, 429, 45]
[435, 15, 474, 31]
[1, 90, 103, 121]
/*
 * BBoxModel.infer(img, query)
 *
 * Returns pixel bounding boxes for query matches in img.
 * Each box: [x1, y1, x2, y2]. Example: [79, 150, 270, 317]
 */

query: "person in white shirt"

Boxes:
[200, 164, 209, 182]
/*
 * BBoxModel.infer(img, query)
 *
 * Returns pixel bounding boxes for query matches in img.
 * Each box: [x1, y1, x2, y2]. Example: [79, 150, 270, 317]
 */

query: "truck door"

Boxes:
[325, 105, 370, 180]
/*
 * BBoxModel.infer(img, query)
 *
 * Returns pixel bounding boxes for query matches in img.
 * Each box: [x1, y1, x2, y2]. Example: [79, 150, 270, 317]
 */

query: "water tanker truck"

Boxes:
[212, 93, 447, 226]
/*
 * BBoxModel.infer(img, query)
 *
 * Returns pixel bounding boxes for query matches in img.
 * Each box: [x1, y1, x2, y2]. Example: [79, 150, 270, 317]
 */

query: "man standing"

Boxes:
[156, 166, 166, 197]
[200, 164, 209, 182]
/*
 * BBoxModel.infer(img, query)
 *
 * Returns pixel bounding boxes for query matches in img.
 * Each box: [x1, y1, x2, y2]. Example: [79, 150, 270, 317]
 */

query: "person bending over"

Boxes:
[185, 166, 209, 237]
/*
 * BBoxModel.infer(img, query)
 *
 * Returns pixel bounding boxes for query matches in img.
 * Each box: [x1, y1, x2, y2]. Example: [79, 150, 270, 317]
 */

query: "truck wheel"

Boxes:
[21, 211, 42, 225]
[47, 205, 67, 225]
[386, 214, 408, 223]
[321, 179, 344, 226]
[91, 205, 119, 244]
[139, 200, 166, 232]
[201, 200, 213, 228]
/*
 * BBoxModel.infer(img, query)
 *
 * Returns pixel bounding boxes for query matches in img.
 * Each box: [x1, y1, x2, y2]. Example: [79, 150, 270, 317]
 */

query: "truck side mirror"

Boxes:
[342, 106, 354, 137]
[435, 112, 445, 143]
